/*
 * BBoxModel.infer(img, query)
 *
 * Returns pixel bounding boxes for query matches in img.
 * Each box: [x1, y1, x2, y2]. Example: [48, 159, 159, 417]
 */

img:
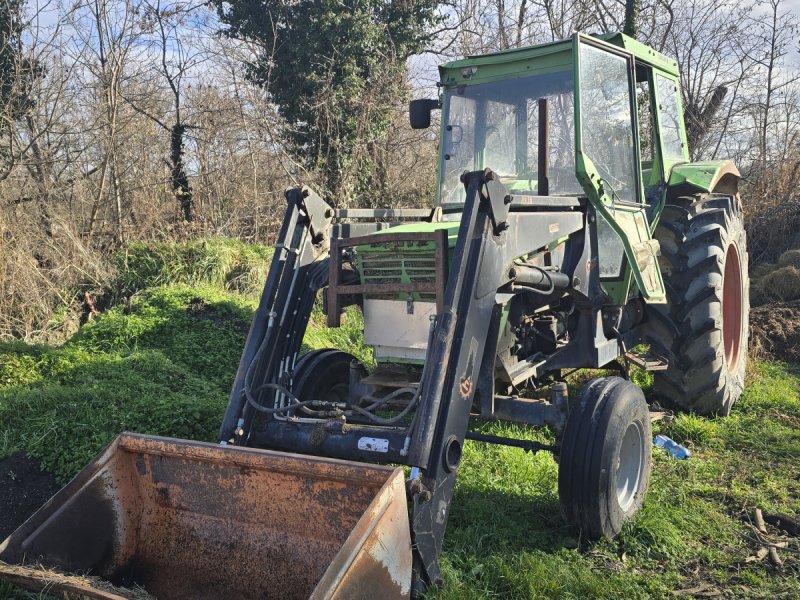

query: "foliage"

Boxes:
[1, 242, 799, 597]
[114, 237, 273, 299]
[214, 0, 438, 203]
[0, 0, 41, 173]
[0, 285, 256, 480]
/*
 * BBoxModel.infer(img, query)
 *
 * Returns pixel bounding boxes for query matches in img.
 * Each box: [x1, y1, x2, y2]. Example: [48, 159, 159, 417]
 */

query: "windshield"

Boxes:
[439, 71, 583, 205]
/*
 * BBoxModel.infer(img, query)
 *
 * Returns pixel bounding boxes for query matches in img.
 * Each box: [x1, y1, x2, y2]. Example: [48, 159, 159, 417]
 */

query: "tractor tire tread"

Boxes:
[646, 193, 749, 415]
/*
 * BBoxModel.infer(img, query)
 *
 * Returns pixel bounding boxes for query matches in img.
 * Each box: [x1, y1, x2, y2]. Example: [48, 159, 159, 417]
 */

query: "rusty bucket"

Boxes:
[0, 433, 411, 599]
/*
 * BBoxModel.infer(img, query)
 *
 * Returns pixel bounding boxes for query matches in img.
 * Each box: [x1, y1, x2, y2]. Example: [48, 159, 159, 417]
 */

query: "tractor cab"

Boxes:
[412, 33, 687, 304]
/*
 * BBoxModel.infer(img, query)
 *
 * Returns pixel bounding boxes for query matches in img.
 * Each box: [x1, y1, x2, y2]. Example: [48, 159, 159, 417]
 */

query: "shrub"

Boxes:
[114, 238, 272, 299]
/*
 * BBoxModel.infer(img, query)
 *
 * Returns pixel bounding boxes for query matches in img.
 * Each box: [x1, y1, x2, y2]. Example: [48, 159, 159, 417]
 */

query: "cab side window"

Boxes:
[655, 74, 687, 160]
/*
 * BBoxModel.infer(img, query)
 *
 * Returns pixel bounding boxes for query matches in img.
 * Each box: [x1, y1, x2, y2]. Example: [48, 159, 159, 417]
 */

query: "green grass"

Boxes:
[0, 285, 254, 480]
[427, 363, 800, 599]
[114, 237, 274, 299]
[1, 240, 798, 598]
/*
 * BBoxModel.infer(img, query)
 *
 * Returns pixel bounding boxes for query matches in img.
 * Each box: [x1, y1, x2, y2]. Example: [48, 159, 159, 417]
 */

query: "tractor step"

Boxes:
[625, 349, 669, 371]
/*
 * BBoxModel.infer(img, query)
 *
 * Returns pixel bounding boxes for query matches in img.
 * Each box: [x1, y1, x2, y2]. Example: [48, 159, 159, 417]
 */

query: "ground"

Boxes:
[750, 300, 800, 364]
[0, 455, 60, 541]
[0, 241, 798, 599]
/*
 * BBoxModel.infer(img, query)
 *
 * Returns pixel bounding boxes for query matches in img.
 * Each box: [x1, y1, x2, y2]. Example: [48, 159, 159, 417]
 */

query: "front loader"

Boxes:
[1, 32, 749, 598]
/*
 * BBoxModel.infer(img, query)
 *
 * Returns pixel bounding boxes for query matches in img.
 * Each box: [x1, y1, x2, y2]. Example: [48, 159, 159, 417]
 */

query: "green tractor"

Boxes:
[1, 33, 748, 599]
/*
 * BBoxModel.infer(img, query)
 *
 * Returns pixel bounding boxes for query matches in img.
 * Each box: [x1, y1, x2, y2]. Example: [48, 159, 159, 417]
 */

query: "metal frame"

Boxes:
[220, 170, 644, 592]
[326, 230, 450, 326]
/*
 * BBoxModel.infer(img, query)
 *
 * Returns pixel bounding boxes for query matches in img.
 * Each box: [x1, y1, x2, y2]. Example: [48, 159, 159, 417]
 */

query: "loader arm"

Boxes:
[217, 170, 617, 590]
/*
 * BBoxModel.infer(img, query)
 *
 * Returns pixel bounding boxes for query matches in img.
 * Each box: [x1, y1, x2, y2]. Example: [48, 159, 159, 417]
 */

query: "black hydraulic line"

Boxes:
[220, 201, 301, 442]
[238, 224, 313, 442]
[349, 391, 421, 425]
[272, 259, 329, 411]
[244, 262, 324, 416]
[248, 383, 347, 416]
[465, 431, 558, 454]
[363, 386, 418, 411]
[510, 264, 570, 289]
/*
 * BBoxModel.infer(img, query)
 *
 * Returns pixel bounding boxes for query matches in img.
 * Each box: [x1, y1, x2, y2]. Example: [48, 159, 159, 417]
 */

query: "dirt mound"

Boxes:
[750, 300, 800, 363]
[0, 453, 61, 540]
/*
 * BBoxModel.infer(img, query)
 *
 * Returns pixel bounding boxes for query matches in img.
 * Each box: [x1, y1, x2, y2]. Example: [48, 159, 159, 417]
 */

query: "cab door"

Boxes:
[572, 34, 666, 304]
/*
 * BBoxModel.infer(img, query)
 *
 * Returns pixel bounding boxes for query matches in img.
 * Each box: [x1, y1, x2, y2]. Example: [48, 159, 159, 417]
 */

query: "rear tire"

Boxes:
[647, 193, 749, 415]
[558, 377, 652, 539]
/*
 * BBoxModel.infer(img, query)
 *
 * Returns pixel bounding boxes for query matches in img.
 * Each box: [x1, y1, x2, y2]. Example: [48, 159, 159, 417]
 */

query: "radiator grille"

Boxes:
[355, 242, 438, 302]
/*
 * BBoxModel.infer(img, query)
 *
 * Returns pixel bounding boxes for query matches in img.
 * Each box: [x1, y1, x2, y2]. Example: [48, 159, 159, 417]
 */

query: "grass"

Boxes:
[427, 362, 800, 599]
[1, 239, 798, 598]
[113, 237, 274, 299]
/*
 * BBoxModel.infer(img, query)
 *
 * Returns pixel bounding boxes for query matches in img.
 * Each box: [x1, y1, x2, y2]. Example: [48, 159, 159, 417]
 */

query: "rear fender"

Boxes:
[666, 160, 741, 198]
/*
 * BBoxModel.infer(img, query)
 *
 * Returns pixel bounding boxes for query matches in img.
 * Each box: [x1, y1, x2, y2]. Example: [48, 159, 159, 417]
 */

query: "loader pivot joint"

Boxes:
[285, 185, 333, 244]
[460, 168, 511, 236]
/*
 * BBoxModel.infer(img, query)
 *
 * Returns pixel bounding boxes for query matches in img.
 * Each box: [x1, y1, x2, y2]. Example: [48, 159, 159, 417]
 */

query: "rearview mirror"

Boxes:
[409, 99, 440, 129]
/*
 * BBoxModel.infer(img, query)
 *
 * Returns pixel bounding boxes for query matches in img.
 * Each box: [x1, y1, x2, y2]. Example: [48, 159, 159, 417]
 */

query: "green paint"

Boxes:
[374, 221, 460, 242]
[427, 32, 728, 306]
[668, 160, 739, 192]
[439, 42, 573, 87]
[572, 34, 666, 305]
[599, 32, 680, 77]
[355, 222, 460, 308]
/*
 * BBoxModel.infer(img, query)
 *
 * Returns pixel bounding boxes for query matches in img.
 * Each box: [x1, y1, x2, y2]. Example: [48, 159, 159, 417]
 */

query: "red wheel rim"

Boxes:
[722, 243, 743, 373]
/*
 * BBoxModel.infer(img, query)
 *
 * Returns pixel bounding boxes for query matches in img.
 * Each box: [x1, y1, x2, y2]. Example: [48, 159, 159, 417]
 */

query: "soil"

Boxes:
[0, 453, 61, 540]
[186, 296, 250, 334]
[749, 300, 800, 364]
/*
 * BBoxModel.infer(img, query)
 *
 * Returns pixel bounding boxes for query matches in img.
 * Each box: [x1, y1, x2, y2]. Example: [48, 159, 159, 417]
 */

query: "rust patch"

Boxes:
[0, 434, 412, 599]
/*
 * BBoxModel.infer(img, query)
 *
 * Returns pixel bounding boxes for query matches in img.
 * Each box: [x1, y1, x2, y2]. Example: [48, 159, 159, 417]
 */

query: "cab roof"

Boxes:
[438, 32, 679, 82]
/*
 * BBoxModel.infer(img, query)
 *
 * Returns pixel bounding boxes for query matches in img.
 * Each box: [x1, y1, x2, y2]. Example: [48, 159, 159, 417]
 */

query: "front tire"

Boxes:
[647, 193, 749, 415]
[291, 349, 364, 403]
[558, 377, 652, 539]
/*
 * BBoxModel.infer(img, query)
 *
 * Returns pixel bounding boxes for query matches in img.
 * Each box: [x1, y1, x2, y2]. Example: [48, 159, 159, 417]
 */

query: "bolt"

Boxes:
[324, 208, 334, 218]
[504, 194, 513, 205]
[498, 222, 510, 232]
[484, 169, 495, 181]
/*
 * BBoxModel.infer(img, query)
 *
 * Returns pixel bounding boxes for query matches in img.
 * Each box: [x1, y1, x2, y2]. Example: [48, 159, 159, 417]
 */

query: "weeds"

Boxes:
[114, 238, 273, 300]
[0, 242, 798, 598]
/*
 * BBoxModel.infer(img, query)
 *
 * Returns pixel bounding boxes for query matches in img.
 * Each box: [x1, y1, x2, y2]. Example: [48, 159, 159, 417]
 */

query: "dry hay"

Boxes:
[750, 300, 800, 363]
[0, 560, 156, 600]
[750, 262, 776, 280]
[759, 265, 800, 302]
[777, 248, 800, 269]
[750, 282, 769, 307]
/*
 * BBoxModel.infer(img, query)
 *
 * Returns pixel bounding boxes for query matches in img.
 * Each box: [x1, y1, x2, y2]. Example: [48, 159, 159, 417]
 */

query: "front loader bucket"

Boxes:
[0, 433, 411, 599]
